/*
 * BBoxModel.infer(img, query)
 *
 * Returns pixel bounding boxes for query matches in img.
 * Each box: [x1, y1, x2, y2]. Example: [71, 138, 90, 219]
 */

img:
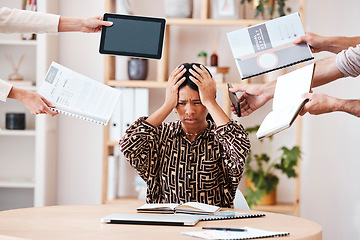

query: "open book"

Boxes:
[137, 202, 221, 215]
[227, 12, 313, 79]
[38, 62, 121, 125]
[182, 227, 290, 239]
[256, 63, 315, 140]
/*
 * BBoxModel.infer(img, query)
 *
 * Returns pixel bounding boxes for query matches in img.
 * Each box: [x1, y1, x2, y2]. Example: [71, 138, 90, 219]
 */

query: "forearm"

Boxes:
[336, 99, 360, 117]
[322, 36, 360, 54]
[7, 86, 25, 102]
[312, 57, 344, 88]
[203, 101, 230, 126]
[58, 16, 85, 32]
[146, 104, 173, 127]
[215, 121, 250, 172]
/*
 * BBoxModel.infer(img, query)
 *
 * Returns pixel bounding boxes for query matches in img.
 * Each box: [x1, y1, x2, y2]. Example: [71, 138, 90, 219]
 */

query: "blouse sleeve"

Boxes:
[336, 44, 360, 77]
[119, 117, 161, 181]
[214, 120, 250, 182]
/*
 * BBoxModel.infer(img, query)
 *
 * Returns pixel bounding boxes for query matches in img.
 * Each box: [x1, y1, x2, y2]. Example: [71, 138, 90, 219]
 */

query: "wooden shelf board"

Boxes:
[106, 80, 256, 89]
[0, 180, 35, 189]
[0, 130, 36, 136]
[166, 18, 264, 27]
[0, 40, 37, 46]
[107, 80, 167, 88]
[107, 140, 118, 147]
[251, 202, 296, 213]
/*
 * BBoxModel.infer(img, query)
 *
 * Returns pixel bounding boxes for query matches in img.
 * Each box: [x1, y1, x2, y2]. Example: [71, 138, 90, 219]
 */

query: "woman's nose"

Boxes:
[185, 104, 195, 115]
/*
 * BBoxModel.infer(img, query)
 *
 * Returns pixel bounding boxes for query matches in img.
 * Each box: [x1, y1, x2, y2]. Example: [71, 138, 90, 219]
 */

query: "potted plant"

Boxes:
[244, 125, 301, 207]
[240, 0, 292, 18]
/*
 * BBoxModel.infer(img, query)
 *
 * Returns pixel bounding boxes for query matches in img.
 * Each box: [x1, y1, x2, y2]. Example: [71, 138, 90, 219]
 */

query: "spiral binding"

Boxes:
[50, 107, 106, 125]
[200, 212, 266, 221]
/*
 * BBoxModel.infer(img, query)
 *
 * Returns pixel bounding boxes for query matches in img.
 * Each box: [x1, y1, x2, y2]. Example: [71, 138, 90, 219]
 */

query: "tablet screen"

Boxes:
[99, 14, 166, 59]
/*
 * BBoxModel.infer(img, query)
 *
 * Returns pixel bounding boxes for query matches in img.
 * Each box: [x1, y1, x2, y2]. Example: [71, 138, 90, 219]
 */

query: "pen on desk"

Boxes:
[202, 227, 247, 232]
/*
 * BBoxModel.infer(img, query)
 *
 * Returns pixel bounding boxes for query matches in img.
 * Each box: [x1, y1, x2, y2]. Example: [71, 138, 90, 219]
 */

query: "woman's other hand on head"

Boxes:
[189, 65, 216, 107]
[165, 65, 186, 109]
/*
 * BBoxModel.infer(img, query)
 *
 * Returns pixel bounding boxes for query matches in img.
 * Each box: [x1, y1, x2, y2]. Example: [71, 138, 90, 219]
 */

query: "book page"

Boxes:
[137, 203, 179, 211]
[38, 62, 120, 125]
[177, 202, 220, 213]
[182, 227, 290, 239]
[256, 63, 314, 139]
[273, 63, 315, 111]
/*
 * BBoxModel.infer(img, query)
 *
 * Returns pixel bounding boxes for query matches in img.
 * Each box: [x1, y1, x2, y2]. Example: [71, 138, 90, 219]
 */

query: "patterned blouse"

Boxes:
[119, 117, 250, 208]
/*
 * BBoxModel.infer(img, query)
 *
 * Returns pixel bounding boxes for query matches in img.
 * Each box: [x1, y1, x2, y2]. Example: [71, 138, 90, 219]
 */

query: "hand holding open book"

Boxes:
[256, 63, 315, 139]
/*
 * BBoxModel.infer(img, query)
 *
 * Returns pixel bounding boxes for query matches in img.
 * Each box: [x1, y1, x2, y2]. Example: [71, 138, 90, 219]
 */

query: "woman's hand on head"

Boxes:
[189, 65, 216, 107]
[165, 65, 186, 109]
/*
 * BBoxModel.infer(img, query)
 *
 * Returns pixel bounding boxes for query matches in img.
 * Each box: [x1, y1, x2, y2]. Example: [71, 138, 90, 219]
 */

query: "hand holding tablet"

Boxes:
[99, 13, 166, 59]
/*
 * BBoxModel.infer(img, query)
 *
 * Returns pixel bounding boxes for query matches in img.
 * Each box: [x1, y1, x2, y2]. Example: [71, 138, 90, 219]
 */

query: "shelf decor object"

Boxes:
[164, 0, 193, 18]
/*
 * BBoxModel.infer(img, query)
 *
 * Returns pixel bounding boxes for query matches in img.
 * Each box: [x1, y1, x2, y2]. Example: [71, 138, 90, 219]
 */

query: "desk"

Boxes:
[0, 203, 322, 240]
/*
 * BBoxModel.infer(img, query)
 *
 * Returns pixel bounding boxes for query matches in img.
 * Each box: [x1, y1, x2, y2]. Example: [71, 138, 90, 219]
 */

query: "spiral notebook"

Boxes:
[199, 211, 265, 221]
[38, 62, 121, 125]
[182, 227, 290, 239]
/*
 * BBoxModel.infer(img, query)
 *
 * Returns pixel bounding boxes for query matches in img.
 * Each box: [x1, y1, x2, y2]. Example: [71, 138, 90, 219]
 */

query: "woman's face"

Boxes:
[176, 85, 208, 130]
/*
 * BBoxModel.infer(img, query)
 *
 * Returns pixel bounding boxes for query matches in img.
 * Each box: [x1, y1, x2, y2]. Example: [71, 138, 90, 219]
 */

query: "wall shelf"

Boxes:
[0, 40, 37, 46]
[0, 130, 36, 136]
[0, 0, 58, 211]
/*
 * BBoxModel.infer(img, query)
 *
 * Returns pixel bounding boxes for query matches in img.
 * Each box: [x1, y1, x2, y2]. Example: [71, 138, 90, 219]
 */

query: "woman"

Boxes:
[120, 63, 250, 208]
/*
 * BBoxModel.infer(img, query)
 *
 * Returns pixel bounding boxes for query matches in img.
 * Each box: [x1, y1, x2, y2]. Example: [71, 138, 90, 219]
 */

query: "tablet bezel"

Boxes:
[99, 13, 166, 59]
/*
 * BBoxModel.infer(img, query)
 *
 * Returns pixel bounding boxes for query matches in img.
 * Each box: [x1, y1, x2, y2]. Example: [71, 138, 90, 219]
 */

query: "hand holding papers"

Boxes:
[256, 63, 315, 139]
[38, 62, 120, 125]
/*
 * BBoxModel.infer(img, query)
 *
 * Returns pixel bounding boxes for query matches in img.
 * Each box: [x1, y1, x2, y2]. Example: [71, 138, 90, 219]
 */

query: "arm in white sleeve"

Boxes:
[0, 7, 59, 33]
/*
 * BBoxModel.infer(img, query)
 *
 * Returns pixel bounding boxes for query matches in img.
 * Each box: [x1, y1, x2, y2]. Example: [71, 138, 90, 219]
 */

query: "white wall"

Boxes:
[56, 0, 360, 239]
[300, 1, 360, 240]
[57, 0, 105, 204]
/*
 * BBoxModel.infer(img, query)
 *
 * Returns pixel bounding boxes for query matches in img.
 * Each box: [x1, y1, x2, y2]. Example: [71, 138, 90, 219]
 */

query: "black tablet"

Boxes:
[99, 13, 166, 59]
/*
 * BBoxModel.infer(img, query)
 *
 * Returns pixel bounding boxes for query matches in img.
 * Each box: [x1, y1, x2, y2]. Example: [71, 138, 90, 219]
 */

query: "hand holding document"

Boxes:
[256, 63, 315, 139]
[227, 12, 313, 79]
[38, 62, 121, 125]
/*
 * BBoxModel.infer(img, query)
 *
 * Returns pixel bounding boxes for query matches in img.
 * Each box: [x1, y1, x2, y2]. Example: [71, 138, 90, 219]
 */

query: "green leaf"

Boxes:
[264, 175, 279, 193]
[245, 187, 266, 208]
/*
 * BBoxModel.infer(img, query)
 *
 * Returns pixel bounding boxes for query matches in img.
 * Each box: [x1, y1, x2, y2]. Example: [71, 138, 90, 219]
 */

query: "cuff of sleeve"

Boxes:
[39, 12, 60, 33]
[0, 80, 13, 102]
[215, 120, 236, 136]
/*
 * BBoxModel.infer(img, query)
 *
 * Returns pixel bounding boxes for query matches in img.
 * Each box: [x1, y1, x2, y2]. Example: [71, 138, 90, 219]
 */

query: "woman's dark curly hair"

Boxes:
[178, 63, 212, 92]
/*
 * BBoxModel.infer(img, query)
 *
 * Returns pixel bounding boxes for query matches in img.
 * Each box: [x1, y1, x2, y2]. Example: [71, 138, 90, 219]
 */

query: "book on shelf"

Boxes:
[137, 202, 221, 215]
[38, 62, 121, 126]
[181, 227, 290, 239]
[257, 63, 315, 140]
[227, 12, 313, 79]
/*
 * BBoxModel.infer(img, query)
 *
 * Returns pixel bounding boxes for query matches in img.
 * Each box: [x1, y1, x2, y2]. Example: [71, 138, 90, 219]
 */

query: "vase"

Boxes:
[128, 58, 148, 80]
[246, 178, 276, 205]
[164, 0, 193, 18]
